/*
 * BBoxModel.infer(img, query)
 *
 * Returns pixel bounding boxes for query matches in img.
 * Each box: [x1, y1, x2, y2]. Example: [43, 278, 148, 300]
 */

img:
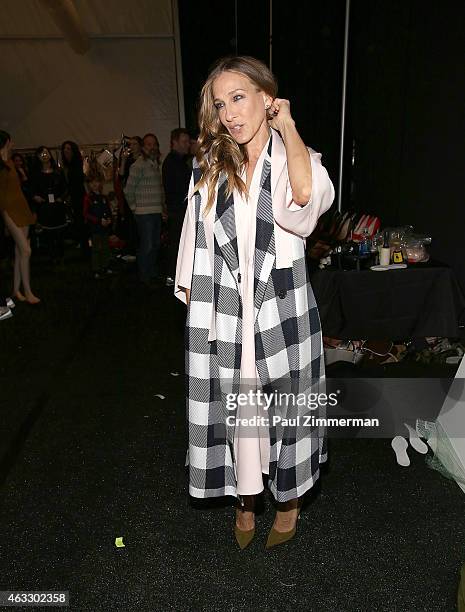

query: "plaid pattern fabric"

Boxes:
[185, 140, 327, 502]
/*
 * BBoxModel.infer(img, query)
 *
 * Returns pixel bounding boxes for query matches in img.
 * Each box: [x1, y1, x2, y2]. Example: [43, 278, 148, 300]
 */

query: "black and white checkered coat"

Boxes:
[176, 129, 335, 502]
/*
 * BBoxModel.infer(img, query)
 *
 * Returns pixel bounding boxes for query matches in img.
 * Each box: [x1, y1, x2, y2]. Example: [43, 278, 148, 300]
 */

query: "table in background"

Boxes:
[309, 261, 465, 340]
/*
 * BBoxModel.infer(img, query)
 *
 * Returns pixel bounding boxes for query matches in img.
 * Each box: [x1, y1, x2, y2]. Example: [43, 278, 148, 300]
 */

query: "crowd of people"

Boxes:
[0, 128, 197, 321]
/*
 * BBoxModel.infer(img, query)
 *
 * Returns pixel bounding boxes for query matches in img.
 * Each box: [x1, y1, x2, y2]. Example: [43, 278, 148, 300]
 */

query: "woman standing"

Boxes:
[117, 136, 142, 186]
[31, 146, 68, 264]
[115, 136, 142, 254]
[61, 141, 87, 255]
[175, 57, 334, 549]
[11, 153, 32, 205]
[0, 131, 40, 304]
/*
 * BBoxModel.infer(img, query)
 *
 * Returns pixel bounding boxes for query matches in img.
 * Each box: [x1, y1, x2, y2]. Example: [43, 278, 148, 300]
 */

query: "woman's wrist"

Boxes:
[278, 118, 297, 142]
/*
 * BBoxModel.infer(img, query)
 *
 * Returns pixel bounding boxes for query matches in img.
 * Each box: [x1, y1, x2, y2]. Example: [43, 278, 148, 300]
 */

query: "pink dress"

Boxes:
[202, 139, 271, 495]
[232, 141, 271, 495]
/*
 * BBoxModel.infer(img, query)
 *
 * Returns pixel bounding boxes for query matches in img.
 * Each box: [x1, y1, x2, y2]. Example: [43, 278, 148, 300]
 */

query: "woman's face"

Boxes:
[38, 149, 51, 164]
[212, 71, 272, 146]
[129, 139, 141, 155]
[12, 155, 23, 170]
[63, 143, 73, 161]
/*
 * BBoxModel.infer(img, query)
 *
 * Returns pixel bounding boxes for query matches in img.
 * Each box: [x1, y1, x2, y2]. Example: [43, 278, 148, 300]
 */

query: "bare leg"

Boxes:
[235, 495, 255, 530]
[13, 243, 21, 295]
[272, 497, 302, 533]
[2, 213, 39, 303]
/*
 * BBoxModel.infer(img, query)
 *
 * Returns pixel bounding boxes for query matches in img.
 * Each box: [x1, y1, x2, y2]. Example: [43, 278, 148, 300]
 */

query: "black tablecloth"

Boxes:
[309, 261, 465, 340]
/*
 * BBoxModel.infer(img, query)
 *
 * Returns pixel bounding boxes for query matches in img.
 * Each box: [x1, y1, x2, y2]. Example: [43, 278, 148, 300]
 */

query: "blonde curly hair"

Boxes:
[194, 56, 278, 214]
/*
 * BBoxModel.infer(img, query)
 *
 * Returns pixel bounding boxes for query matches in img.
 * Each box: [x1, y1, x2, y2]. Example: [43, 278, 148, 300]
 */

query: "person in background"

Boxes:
[124, 133, 165, 287]
[61, 140, 88, 257]
[189, 133, 199, 159]
[83, 176, 113, 279]
[31, 146, 68, 265]
[12, 151, 38, 250]
[0, 130, 40, 304]
[117, 136, 142, 186]
[11, 153, 32, 205]
[115, 136, 142, 256]
[162, 128, 191, 286]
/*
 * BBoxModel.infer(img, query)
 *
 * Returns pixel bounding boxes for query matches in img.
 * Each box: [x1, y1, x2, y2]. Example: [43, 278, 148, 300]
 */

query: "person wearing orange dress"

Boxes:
[0, 130, 40, 304]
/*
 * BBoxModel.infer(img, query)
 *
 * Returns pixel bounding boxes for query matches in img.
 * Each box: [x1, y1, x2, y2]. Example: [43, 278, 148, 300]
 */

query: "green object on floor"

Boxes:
[459, 563, 465, 612]
[115, 537, 125, 548]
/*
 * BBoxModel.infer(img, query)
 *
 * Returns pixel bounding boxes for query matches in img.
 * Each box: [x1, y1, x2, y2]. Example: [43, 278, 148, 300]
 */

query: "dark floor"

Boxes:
[0, 252, 464, 612]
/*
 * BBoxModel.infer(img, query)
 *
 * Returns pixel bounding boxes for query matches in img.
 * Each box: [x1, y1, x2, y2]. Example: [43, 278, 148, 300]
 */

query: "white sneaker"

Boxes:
[6, 298, 15, 309]
[165, 276, 175, 287]
[0, 307, 13, 321]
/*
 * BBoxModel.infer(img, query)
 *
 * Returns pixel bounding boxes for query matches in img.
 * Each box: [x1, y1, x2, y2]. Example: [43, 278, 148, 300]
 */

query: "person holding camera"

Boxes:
[114, 136, 142, 256]
[162, 128, 191, 286]
[61, 140, 88, 257]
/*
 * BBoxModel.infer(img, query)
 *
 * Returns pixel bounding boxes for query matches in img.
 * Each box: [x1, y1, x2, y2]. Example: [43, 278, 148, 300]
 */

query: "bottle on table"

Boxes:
[379, 230, 391, 266]
[359, 227, 371, 256]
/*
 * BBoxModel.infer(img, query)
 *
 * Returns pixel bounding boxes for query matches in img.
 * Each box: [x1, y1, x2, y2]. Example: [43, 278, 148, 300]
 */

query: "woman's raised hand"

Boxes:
[267, 98, 295, 132]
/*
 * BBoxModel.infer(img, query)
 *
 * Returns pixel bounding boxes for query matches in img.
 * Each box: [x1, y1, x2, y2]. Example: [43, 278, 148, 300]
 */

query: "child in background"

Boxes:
[83, 176, 113, 279]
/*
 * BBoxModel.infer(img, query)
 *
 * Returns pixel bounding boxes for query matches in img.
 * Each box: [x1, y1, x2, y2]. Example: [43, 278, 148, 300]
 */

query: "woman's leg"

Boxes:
[272, 497, 302, 532]
[235, 495, 255, 530]
[13, 243, 21, 295]
[2, 213, 39, 302]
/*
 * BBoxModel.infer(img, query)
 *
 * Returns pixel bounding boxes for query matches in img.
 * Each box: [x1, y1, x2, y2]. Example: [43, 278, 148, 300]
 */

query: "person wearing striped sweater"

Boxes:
[124, 133, 166, 285]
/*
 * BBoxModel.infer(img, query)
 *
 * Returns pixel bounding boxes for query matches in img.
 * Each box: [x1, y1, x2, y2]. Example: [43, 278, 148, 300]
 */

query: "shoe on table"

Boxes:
[0, 306, 13, 321]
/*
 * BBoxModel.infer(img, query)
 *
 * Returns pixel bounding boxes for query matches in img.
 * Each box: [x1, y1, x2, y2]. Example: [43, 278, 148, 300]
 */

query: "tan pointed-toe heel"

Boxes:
[265, 525, 296, 549]
[234, 524, 255, 550]
[266, 506, 301, 549]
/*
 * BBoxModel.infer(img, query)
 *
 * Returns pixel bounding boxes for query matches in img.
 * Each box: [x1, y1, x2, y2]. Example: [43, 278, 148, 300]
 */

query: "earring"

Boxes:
[265, 103, 271, 110]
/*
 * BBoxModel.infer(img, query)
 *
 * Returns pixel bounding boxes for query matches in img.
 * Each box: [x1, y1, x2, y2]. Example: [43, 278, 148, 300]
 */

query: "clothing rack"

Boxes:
[13, 143, 122, 180]
[13, 142, 121, 156]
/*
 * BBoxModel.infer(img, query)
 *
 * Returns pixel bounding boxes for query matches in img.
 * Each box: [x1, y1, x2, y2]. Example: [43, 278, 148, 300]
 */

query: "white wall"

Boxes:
[0, 0, 181, 156]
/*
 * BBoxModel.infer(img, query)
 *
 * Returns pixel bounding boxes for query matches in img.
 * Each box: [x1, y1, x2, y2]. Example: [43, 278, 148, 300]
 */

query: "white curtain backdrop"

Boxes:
[0, 0, 180, 155]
